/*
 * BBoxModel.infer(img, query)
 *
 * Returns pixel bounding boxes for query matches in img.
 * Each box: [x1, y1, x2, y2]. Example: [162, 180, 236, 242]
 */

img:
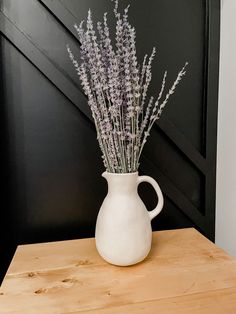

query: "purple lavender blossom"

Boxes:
[68, 0, 188, 173]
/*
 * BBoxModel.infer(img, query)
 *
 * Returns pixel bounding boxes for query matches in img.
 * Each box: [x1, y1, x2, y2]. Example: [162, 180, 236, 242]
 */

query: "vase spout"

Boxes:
[102, 171, 108, 179]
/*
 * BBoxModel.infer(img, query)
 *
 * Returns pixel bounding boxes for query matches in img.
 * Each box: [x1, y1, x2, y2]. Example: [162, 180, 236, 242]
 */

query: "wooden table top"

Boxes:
[1, 228, 236, 313]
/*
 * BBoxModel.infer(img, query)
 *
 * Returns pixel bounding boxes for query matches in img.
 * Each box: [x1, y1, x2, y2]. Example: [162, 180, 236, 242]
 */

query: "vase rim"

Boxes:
[102, 171, 138, 176]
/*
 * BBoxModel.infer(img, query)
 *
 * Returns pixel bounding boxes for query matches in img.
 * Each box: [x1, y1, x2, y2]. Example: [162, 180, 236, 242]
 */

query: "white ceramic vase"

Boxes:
[95, 172, 164, 266]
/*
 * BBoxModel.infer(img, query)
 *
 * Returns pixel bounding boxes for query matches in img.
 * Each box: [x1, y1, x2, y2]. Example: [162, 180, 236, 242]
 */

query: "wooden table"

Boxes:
[1, 228, 236, 313]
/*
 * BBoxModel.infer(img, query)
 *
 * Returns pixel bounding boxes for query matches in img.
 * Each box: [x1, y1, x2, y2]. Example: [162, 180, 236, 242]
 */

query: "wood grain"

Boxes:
[1, 228, 236, 313]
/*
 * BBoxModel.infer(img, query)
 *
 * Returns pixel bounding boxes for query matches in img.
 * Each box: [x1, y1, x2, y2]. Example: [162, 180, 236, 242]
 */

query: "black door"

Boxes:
[0, 0, 220, 281]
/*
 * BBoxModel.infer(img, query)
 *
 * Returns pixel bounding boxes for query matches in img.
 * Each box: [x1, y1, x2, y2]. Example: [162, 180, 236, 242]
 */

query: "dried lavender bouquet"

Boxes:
[67, 0, 188, 173]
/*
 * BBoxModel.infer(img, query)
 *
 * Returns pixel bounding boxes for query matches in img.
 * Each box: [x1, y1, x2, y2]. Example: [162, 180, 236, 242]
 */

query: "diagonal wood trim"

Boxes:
[157, 117, 207, 174]
[39, 0, 80, 42]
[38, 0, 208, 175]
[0, 11, 204, 228]
[0, 11, 91, 124]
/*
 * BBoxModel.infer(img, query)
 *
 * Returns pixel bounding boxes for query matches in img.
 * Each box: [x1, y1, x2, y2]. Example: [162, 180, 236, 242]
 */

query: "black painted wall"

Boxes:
[0, 0, 220, 282]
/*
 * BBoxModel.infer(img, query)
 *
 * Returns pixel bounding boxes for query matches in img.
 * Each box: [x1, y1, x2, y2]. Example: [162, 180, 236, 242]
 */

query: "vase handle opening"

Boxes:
[137, 175, 164, 220]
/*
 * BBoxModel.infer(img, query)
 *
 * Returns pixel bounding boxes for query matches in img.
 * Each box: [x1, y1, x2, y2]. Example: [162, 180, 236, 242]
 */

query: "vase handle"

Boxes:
[137, 175, 164, 220]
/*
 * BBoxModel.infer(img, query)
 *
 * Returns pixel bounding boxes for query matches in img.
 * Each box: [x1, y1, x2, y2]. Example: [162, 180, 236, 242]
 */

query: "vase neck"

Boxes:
[102, 172, 138, 194]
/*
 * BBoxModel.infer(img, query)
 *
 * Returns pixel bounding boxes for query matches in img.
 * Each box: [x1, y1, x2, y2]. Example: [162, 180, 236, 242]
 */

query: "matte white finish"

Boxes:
[216, 0, 236, 258]
[95, 172, 164, 266]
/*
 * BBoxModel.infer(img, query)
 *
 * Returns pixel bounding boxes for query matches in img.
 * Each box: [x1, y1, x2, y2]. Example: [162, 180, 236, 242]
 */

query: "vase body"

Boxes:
[95, 172, 164, 266]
